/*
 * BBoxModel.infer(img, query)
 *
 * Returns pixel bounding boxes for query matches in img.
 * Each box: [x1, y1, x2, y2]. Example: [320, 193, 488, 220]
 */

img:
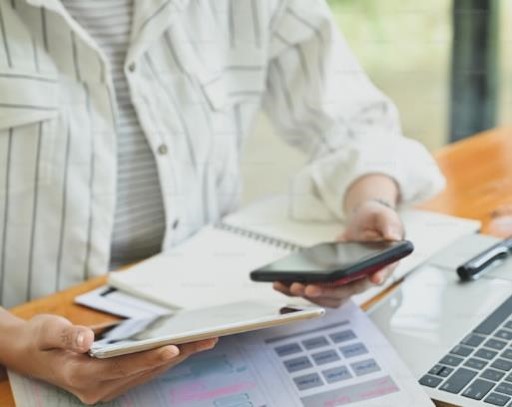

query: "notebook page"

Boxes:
[108, 226, 295, 309]
[222, 195, 342, 248]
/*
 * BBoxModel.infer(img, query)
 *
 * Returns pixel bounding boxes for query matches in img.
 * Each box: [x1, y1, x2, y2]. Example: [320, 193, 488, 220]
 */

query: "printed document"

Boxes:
[9, 301, 433, 406]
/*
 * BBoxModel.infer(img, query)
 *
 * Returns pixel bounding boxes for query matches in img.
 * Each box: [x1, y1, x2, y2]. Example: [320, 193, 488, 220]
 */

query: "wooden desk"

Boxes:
[1, 127, 511, 406]
[418, 127, 512, 235]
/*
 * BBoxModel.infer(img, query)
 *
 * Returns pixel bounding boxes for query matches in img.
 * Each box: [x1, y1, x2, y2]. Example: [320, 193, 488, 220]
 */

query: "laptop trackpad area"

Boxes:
[369, 263, 512, 379]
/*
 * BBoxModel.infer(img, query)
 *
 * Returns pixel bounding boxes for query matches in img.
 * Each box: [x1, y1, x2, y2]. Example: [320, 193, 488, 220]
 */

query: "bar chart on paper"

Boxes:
[154, 347, 270, 407]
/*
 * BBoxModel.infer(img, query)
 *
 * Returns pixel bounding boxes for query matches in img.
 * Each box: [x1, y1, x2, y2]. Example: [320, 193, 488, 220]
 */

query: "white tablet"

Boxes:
[89, 300, 325, 358]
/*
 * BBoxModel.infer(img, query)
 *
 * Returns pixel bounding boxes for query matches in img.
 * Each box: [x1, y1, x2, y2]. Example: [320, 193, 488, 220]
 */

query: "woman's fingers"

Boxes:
[303, 297, 347, 308]
[69, 339, 218, 404]
[81, 345, 181, 381]
[88, 338, 217, 381]
[273, 282, 349, 308]
[32, 315, 94, 353]
[289, 282, 306, 296]
[100, 362, 179, 403]
[307, 278, 372, 299]
[339, 228, 381, 242]
[273, 281, 296, 297]
[368, 264, 396, 285]
[375, 210, 404, 240]
[342, 200, 404, 242]
[368, 270, 387, 285]
[74, 357, 184, 405]
[177, 338, 218, 357]
[273, 271, 395, 308]
[288, 278, 374, 309]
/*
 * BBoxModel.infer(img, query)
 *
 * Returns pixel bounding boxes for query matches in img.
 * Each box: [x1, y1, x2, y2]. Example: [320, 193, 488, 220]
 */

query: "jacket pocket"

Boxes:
[0, 68, 59, 127]
[0, 67, 60, 196]
[197, 48, 267, 112]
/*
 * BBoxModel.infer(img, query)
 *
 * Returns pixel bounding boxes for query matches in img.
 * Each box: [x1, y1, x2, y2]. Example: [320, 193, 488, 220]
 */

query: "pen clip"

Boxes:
[467, 246, 509, 270]
[457, 241, 512, 281]
[100, 287, 117, 297]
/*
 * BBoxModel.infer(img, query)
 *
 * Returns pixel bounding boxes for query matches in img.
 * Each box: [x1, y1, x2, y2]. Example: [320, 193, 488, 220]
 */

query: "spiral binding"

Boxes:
[215, 221, 302, 252]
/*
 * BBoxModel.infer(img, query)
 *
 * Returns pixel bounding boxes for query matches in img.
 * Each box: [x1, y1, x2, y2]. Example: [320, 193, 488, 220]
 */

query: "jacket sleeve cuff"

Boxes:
[288, 136, 446, 222]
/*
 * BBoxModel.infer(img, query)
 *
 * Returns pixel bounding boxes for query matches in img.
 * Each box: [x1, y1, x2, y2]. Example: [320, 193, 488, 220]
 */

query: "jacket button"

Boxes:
[127, 63, 136, 73]
[172, 219, 180, 229]
[157, 144, 168, 155]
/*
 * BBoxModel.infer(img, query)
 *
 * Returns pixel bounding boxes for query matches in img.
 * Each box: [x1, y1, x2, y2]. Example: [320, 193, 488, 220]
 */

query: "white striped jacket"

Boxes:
[0, 0, 444, 306]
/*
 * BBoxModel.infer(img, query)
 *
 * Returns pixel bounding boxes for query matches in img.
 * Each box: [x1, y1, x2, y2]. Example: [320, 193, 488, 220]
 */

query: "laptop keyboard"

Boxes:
[420, 294, 512, 406]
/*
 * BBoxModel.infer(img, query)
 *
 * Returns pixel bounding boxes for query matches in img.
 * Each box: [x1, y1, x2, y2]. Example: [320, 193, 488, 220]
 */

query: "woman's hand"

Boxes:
[274, 198, 404, 308]
[3, 314, 217, 405]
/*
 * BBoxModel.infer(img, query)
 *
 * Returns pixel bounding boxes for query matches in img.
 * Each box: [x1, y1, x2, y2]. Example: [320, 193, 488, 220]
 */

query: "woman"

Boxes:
[0, 0, 444, 403]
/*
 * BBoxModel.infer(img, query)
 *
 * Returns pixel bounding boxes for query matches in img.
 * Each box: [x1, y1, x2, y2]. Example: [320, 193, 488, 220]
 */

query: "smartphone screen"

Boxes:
[251, 240, 413, 283]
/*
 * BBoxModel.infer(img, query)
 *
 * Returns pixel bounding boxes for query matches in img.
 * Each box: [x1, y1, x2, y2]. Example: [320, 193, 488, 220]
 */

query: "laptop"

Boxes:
[369, 234, 512, 407]
[420, 294, 512, 406]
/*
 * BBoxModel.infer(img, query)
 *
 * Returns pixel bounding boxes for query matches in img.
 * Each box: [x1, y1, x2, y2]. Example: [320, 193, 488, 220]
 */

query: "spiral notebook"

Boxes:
[107, 195, 481, 309]
[107, 223, 309, 310]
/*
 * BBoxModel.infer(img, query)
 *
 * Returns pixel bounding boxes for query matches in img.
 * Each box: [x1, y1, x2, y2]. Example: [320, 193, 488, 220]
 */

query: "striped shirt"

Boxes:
[0, 0, 444, 307]
[60, 0, 166, 267]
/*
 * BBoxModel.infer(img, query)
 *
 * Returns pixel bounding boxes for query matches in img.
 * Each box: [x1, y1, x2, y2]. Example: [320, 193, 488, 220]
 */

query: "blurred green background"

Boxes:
[326, 0, 511, 149]
[241, 0, 511, 204]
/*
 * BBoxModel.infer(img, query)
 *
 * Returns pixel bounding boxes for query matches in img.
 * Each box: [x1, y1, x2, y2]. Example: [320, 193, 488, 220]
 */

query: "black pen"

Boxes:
[457, 236, 512, 281]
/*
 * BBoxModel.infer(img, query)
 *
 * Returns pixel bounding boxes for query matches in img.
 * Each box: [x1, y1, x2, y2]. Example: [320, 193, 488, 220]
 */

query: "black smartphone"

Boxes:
[250, 240, 414, 286]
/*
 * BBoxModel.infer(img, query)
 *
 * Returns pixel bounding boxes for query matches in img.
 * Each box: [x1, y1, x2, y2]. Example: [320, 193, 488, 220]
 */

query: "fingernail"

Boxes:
[161, 346, 179, 361]
[76, 332, 84, 348]
[390, 228, 403, 240]
[308, 287, 322, 298]
[201, 339, 217, 351]
[372, 273, 384, 285]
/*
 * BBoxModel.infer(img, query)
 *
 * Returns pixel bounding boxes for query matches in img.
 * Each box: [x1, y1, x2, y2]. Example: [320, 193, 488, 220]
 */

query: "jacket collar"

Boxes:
[130, 0, 191, 61]
[22, 0, 192, 65]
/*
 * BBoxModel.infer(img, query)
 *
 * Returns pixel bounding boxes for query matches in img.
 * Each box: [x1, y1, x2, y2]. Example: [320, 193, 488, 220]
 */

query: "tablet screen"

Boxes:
[91, 301, 318, 357]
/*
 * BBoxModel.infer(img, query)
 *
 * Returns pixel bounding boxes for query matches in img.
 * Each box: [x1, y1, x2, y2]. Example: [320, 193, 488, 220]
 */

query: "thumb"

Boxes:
[376, 213, 403, 241]
[33, 315, 94, 353]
